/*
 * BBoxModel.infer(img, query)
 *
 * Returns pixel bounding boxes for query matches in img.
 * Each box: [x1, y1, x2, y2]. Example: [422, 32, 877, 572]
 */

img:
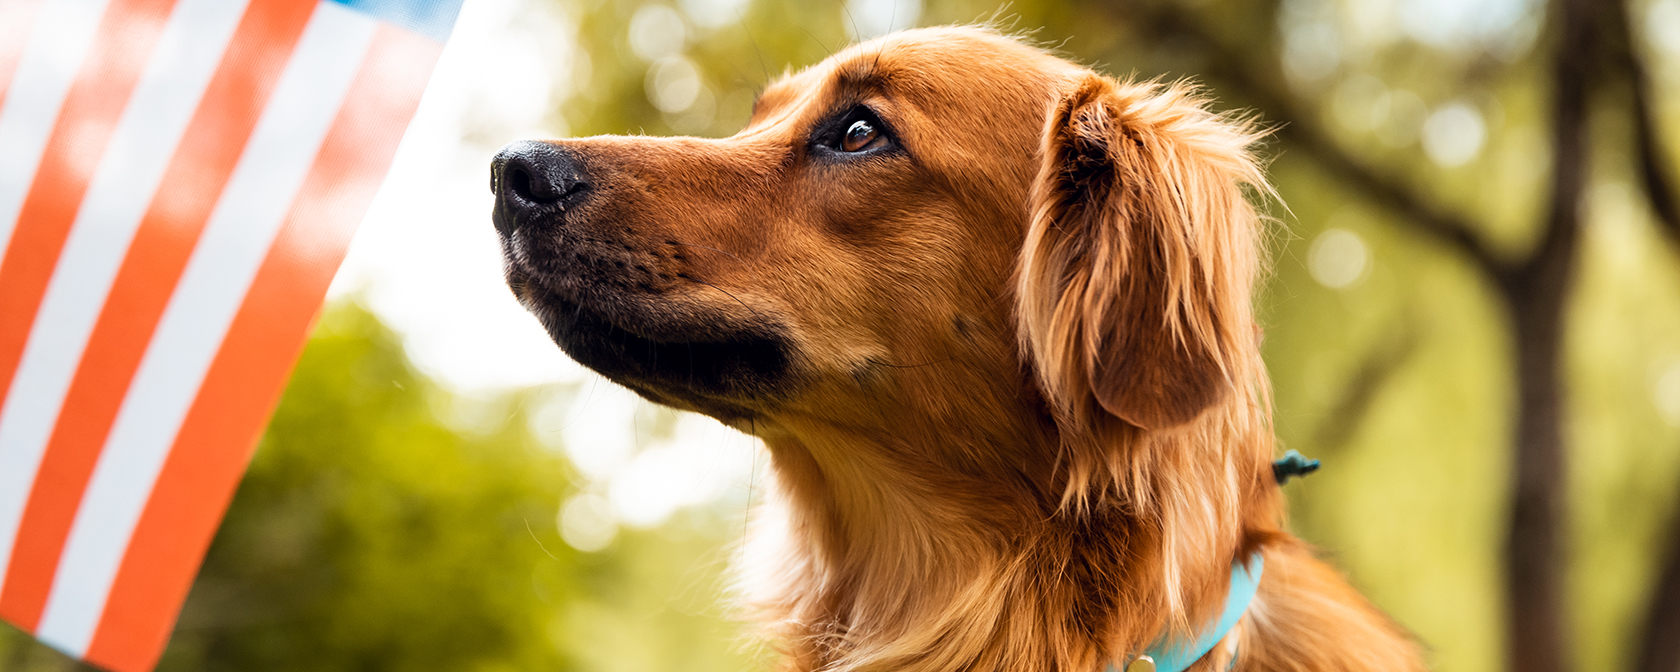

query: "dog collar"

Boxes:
[1109, 553, 1264, 672]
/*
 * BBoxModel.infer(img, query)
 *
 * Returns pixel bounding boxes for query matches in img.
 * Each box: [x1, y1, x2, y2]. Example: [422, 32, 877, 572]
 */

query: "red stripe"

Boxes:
[0, 0, 47, 110]
[0, 0, 178, 417]
[0, 0, 316, 633]
[84, 27, 441, 672]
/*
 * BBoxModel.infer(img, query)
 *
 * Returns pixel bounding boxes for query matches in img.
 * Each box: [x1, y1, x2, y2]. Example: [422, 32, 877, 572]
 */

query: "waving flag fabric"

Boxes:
[0, 0, 462, 669]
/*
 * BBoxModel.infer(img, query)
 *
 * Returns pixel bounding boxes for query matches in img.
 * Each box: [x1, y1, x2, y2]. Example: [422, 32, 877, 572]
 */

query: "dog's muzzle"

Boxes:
[490, 139, 590, 235]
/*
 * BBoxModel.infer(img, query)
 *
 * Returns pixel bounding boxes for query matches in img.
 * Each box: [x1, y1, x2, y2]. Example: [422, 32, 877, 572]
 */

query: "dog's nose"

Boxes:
[491, 140, 589, 234]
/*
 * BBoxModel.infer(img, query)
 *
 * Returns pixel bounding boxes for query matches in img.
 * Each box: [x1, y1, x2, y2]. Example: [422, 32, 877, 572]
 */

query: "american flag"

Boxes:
[0, 0, 462, 669]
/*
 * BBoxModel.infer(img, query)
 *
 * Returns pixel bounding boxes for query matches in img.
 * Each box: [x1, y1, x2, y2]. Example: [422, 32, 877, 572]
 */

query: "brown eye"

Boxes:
[841, 119, 878, 152]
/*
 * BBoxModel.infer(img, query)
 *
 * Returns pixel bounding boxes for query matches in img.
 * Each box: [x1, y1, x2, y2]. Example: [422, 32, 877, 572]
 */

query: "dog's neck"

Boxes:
[743, 429, 1062, 671]
[738, 392, 1273, 672]
[763, 413, 1058, 558]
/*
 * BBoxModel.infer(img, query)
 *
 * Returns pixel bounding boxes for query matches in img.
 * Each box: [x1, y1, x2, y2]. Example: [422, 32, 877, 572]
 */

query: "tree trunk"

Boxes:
[1498, 0, 1596, 669]
[1500, 282, 1573, 672]
[1637, 504, 1680, 672]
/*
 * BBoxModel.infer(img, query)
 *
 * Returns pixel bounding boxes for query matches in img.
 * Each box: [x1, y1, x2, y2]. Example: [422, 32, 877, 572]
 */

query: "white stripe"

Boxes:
[0, 0, 251, 599]
[0, 0, 113, 261]
[0, 0, 114, 596]
[36, 3, 376, 655]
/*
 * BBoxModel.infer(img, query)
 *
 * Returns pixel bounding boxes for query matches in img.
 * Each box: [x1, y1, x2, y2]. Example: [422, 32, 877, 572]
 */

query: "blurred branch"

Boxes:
[1605, 0, 1680, 247]
[1631, 73, 1680, 243]
[1600, 7, 1680, 669]
[1110, 0, 1510, 282]
[1609, 0, 1680, 659]
[1496, 0, 1600, 667]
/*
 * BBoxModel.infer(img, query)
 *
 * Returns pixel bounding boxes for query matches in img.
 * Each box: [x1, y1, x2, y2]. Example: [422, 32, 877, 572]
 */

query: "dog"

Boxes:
[490, 26, 1427, 672]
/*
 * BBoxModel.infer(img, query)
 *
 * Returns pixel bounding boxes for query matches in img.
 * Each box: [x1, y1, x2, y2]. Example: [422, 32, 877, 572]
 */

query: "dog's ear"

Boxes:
[1017, 75, 1268, 432]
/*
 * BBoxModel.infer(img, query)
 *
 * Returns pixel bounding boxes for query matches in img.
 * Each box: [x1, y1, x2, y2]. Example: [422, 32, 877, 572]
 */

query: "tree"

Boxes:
[1055, 0, 1680, 669]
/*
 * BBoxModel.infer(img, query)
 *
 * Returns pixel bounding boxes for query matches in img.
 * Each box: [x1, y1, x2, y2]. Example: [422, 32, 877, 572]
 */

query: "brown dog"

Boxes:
[491, 26, 1426, 672]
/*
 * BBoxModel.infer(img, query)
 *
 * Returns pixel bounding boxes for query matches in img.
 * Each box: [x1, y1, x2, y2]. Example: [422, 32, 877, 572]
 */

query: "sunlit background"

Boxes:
[7, 0, 1680, 669]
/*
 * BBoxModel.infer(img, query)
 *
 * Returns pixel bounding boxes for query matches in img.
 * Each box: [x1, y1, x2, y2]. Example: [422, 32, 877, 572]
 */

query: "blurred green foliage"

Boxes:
[152, 304, 577, 672]
[2, 303, 762, 672]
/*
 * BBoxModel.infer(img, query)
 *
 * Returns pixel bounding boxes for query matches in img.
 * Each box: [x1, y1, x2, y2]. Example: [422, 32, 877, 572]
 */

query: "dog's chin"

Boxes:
[514, 271, 793, 421]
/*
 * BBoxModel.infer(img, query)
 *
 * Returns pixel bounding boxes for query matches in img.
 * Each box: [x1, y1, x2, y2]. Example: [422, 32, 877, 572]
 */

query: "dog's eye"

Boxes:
[841, 120, 879, 152]
[820, 107, 891, 155]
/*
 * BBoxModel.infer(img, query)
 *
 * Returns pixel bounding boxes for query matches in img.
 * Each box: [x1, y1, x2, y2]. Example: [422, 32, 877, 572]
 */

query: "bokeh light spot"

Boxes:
[629, 4, 687, 62]
[843, 0, 921, 39]
[646, 56, 702, 113]
[1309, 228, 1370, 289]
[1423, 102, 1486, 167]
[679, 0, 751, 30]
[560, 493, 619, 552]
[1283, 21, 1342, 84]
[1656, 364, 1680, 428]
[1650, 0, 1680, 55]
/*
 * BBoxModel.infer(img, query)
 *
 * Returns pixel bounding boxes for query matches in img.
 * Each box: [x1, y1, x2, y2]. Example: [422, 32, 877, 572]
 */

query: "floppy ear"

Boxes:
[1017, 75, 1268, 432]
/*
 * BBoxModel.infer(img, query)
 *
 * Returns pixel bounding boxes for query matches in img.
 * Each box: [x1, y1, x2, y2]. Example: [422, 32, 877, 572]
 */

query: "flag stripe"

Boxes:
[0, 0, 178, 383]
[84, 27, 442, 671]
[0, 0, 114, 262]
[1, 0, 316, 634]
[0, 0, 275, 631]
[0, 0, 49, 111]
[0, 0, 172, 593]
[0, 0, 458, 666]
[34, 3, 377, 656]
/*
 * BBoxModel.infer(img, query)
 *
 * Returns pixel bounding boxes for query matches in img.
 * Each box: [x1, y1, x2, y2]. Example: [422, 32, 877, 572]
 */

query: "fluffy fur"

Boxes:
[492, 26, 1428, 672]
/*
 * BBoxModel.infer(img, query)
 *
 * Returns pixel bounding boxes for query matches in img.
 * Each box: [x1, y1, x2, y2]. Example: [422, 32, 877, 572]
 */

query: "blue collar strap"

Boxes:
[1109, 553, 1264, 672]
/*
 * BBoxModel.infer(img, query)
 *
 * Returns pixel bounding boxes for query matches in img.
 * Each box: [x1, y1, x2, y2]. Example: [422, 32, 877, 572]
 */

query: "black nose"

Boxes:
[491, 140, 590, 235]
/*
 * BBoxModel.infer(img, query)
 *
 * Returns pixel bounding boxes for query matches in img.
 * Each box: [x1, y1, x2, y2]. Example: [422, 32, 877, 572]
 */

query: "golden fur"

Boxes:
[493, 26, 1428, 672]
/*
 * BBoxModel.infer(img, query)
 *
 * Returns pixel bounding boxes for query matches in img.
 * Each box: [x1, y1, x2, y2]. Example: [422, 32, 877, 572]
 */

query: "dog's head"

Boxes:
[492, 25, 1268, 460]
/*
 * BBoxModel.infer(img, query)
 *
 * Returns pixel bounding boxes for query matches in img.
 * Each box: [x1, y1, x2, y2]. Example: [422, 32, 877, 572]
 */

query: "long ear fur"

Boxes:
[1017, 74, 1270, 434]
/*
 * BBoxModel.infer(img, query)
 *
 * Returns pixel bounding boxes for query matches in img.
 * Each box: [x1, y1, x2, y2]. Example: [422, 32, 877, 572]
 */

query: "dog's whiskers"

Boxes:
[688, 277, 758, 318]
[736, 9, 769, 85]
[797, 23, 834, 58]
[842, 2, 862, 48]
[741, 418, 758, 555]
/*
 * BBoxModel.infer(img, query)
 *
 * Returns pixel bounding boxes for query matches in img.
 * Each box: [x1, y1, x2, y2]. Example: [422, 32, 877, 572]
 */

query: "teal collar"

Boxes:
[1109, 553, 1264, 672]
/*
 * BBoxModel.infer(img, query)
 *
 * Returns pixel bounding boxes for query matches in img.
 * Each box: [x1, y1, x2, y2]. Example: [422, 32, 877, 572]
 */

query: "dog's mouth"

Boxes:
[490, 139, 797, 418]
[507, 261, 794, 417]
